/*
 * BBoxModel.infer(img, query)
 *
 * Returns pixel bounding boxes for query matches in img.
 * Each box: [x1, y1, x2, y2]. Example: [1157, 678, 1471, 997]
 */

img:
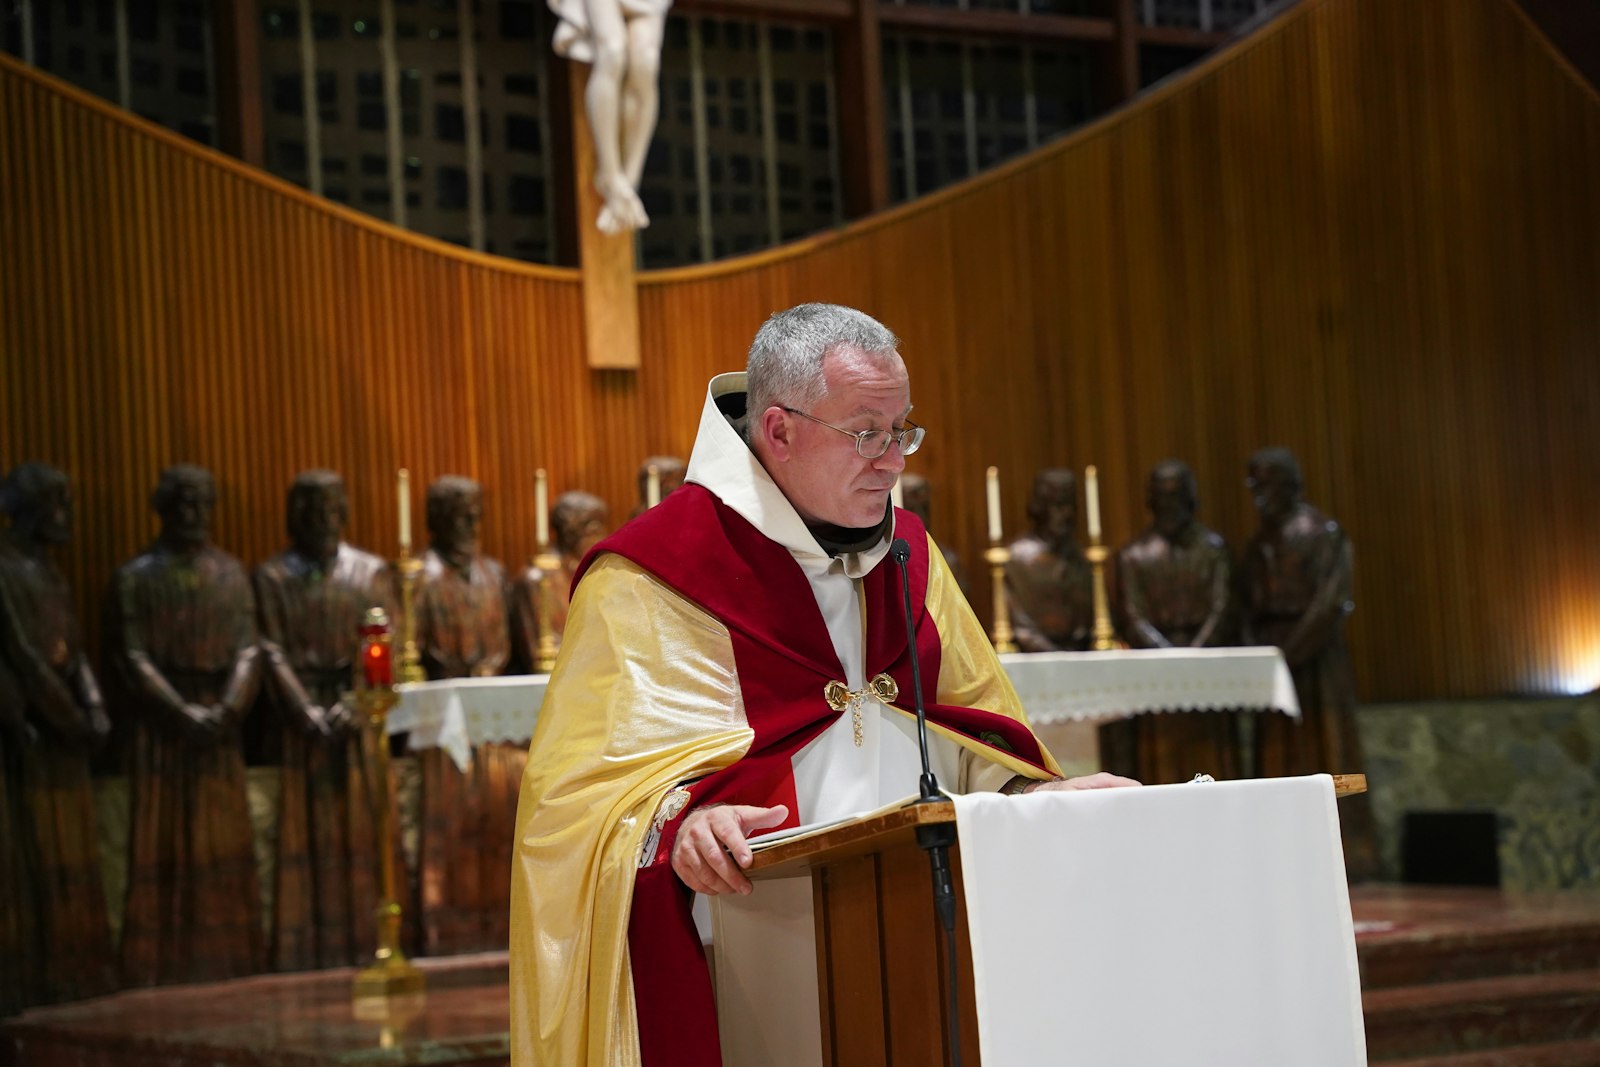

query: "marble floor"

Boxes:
[4, 886, 1598, 1066]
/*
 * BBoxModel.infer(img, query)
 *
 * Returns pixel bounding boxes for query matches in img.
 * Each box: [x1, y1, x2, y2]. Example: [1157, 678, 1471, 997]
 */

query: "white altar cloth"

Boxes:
[389, 674, 548, 770]
[391, 646, 1298, 771]
[953, 774, 1366, 1065]
[1001, 645, 1299, 725]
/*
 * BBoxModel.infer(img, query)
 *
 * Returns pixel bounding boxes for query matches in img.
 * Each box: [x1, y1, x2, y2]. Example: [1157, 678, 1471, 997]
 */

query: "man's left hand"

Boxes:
[1028, 772, 1141, 793]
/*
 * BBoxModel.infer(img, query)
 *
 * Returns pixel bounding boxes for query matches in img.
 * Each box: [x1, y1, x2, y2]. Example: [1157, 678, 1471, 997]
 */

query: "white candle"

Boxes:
[535, 469, 549, 548]
[890, 476, 903, 509]
[397, 468, 411, 552]
[646, 464, 661, 509]
[985, 466, 1002, 543]
[1085, 464, 1102, 541]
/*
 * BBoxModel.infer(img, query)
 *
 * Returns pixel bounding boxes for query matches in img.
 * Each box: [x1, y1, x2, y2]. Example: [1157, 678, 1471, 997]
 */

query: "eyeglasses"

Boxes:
[781, 407, 926, 459]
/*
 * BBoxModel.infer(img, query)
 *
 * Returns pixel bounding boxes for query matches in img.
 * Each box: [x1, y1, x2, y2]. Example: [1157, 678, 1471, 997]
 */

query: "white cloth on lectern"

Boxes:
[952, 775, 1367, 1066]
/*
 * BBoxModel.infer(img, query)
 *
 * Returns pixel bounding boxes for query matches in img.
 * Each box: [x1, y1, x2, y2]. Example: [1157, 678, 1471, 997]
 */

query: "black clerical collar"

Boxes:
[809, 501, 892, 558]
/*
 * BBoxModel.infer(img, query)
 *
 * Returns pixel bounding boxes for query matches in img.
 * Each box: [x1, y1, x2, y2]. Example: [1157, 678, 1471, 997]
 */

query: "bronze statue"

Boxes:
[900, 473, 970, 599]
[414, 476, 514, 955]
[1107, 460, 1238, 784]
[254, 471, 391, 970]
[1005, 468, 1093, 651]
[512, 490, 611, 671]
[0, 677, 34, 1016]
[0, 464, 115, 1008]
[416, 477, 511, 680]
[1239, 447, 1377, 879]
[111, 464, 264, 986]
[628, 455, 686, 519]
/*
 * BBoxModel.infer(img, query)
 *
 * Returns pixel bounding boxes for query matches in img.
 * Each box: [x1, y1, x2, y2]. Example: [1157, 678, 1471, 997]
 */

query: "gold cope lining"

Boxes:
[507, 535, 1059, 1066]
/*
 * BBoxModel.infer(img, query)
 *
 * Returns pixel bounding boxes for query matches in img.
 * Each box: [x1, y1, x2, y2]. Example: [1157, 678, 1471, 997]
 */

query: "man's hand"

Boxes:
[671, 803, 790, 897]
[1030, 771, 1141, 792]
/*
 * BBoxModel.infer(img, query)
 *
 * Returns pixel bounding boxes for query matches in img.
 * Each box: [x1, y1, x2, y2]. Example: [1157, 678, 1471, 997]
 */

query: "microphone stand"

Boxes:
[889, 537, 964, 1067]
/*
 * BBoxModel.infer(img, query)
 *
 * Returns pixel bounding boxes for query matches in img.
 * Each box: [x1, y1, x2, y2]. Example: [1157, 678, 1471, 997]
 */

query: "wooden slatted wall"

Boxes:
[2, 0, 1597, 702]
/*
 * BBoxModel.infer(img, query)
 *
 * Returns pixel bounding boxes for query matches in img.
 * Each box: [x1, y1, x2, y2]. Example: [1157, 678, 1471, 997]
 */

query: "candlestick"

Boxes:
[535, 469, 549, 548]
[397, 469, 411, 552]
[396, 554, 425, 684]
[1085, 464, 1102, 542]
[984, 545, 1018, 654]
[348, 608, 423, 1001]
[646, 464, 661, 509]
[533, 547, 562, 673]
[985, 466, 1002, 543]
[1086, 544, 1119, 651]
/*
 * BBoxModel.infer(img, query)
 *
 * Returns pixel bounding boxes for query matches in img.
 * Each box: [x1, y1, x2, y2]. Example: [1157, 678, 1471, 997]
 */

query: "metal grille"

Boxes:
[257, 0, 554, 260]
[640, 14, 837, 268]
[884, 30, 1092, 204]
[1142, 0, 1269, 32]
[3, 0, 215, 144]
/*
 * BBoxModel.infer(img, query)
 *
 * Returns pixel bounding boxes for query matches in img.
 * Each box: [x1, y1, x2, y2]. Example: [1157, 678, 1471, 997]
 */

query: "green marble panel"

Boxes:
[1359, 695, 1600, 890]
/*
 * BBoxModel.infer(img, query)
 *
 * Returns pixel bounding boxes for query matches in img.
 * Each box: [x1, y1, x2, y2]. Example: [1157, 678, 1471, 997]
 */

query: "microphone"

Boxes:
[889, 537, 939, 804]
[889, 536, 965, 1066]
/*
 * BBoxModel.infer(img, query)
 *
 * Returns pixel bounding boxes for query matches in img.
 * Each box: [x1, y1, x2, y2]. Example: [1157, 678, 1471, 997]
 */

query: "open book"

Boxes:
[747, 793, 926, 852]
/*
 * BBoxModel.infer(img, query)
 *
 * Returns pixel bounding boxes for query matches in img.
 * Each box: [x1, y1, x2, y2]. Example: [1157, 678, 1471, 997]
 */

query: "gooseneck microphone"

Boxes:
[889, 536, 964, 1067]
[889, 537, 939, 804]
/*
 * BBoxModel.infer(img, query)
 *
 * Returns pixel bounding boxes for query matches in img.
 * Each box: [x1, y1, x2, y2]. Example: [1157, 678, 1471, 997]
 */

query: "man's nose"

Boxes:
[873, 444, 907, 474]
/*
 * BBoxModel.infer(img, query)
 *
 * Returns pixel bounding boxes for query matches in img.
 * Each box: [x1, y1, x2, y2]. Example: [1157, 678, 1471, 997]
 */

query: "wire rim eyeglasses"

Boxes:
[780, 407, 925, 459]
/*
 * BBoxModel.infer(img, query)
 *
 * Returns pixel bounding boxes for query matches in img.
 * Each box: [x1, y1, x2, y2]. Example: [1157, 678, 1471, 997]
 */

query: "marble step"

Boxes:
[1365, 969, 1600, 1061]
[1360, 925, 1600, 989]
[1382, 1038, 1600, 1067]
[1353, 887, 1600, 990]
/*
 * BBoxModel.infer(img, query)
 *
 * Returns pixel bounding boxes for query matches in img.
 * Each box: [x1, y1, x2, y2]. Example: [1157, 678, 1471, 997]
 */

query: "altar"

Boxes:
[389, 647, 1300, 774]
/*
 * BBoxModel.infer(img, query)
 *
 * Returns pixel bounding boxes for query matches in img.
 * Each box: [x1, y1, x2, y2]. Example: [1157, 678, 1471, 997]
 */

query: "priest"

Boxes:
[509, 303, 1136, 1066]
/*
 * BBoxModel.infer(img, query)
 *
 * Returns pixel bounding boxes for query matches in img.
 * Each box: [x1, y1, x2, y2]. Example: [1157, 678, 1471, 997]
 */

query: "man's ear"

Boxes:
[757, 406, 794, 462]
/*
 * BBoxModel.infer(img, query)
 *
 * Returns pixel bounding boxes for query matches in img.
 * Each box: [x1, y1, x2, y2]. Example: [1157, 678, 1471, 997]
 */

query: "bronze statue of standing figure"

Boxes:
[1005, 468, 1093, 652]
[111, 464, 264, 986]
[1239, 447, 1377, 880]
[0, 464, 116, 1011]
[416, 477, 511, 680]
[627, 455, 686, 520]
[1106, 460, 1239, 784]
[414, 476, 515, 955]
[254, 471, 393, 970]
[512, 490, 611, 672]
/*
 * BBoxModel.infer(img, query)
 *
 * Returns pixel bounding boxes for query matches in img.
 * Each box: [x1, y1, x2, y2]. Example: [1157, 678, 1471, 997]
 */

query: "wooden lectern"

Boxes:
[748, 800, 980, 1066]
[742, 774, 1368, 1067]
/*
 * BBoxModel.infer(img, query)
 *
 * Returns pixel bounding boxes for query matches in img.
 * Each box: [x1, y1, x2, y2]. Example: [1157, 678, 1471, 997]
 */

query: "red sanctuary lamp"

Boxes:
[348, 607, 423, 1001]
[360, 612, 395, 688]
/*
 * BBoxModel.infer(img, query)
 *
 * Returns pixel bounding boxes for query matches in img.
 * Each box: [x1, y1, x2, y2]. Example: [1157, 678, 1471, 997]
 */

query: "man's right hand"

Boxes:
[671, 803, 790, 897]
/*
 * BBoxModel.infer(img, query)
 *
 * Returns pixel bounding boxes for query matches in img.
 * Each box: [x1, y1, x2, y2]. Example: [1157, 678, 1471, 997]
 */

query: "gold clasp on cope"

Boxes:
[868, 673, 899, 703]
[823, 674, 901, 748]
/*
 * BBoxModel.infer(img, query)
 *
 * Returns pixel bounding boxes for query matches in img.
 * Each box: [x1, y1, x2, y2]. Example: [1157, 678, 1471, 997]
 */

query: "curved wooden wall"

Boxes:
[2, 0, 1597, 702]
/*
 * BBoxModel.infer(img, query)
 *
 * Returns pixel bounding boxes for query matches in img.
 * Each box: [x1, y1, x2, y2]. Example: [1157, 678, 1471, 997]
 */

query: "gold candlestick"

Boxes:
[533, 548, 562, 673]
[396, 553, 426, 684]
[1085, 542, 1118, 651]
[984, 543, 1018, 654]
[349, 612, 424, 1001]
